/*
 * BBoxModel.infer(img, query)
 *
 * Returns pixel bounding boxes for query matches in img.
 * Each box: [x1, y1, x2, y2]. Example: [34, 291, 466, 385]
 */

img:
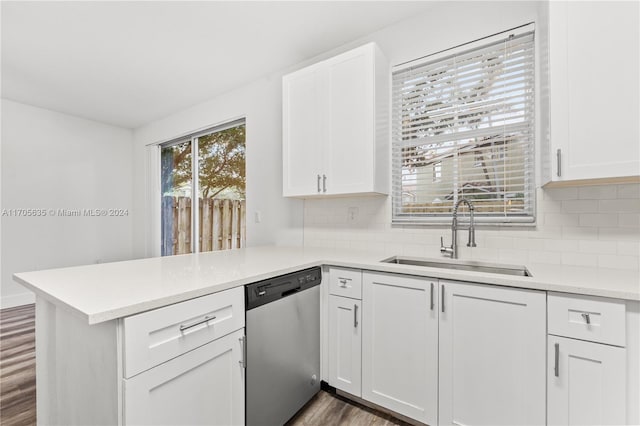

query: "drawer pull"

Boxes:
[554, 343, 560, 377]
[179, 315, 216, 333]
[441, 285, 445, 313]
[339, 278, 351, 287]
[581, 313, 591, 325]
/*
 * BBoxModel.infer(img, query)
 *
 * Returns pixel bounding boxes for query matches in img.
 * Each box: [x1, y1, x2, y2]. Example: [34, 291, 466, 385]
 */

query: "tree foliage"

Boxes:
[161, 125, 246, 199]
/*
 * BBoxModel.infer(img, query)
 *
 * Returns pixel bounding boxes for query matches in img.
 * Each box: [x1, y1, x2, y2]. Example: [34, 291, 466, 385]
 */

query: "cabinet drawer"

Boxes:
[329, 267, 362, 299]
[124, 328, 245, 426]
[123, 286, 244, 378]
[548, 292, 626, 346]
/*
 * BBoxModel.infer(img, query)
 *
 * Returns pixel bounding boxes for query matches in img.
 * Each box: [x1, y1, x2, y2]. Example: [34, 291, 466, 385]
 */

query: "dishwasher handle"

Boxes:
[281, 286, 302, 298]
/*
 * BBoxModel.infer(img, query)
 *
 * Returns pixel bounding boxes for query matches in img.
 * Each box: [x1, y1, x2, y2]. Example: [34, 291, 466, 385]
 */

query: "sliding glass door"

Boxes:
[160, 120, 245, 256]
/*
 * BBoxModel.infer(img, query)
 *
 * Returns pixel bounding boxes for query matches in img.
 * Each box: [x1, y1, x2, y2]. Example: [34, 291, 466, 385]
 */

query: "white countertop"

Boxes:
[14, 246, 640, 324]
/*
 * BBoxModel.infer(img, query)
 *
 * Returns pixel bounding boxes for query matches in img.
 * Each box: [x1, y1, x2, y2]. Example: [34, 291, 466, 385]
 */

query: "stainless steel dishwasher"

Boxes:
[245, 267, 321, 426]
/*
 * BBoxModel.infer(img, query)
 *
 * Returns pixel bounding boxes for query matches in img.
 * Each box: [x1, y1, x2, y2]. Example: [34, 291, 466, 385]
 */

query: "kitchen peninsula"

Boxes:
[14, 246, 640, 425]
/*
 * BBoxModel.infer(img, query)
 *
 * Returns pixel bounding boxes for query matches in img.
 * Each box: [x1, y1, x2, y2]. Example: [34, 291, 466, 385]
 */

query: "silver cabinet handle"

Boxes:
[557, 149, 562, 177]
[339, 278, 350, 287]
[322, 174, 327, 193]
[179, 315, 215, 333]
[239, 336, 247, 368]
[554, 342, 559, 377]
[582, 313, 591, 325]
[317, 174, 321, 193]
[441, 285, 445, 313]
[430, 282, 434, 311]
[354, 304, 358, 328]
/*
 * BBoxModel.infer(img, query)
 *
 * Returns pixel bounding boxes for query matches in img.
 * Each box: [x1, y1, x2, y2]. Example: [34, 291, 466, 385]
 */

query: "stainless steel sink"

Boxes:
[381, 256, 532, 277]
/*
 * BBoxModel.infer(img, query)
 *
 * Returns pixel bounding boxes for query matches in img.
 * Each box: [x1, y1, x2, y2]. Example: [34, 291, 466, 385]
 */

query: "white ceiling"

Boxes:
[1, 1, 434, 129]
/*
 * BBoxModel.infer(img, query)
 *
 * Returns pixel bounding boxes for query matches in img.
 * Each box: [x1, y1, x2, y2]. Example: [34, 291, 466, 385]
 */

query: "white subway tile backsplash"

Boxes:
[544, 187, 578, 201]
[544, 213, 580, 227]
[303, 184, 640, 270]
[513, 238, 546, 250]
[618, 213, 640, 229]
[498, 248, 528, 264]
[562, 226, 598, 240]
[578, 185, 616, 200]
[618, 242, 640, 256]
[597, 254, 639, 270]
[529, 250, 562, 265]
[579, 213, 618, 228]
[578, 240, 618, 255]
[617, 184, 640, 199]
[599, 198, 640, 213]
[561, 252, 599, 267]
[544, 239, 580, 252]
[598, 227, 640, 241]
[562, 199, 599, 213]
[485, 236, 515, 249]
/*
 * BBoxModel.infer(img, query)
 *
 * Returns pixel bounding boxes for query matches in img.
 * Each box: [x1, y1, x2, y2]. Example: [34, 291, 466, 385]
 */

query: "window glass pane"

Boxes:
[392, 30, 535, 224]
[161, 141, 192, 256]
[197, 124, 246, 252]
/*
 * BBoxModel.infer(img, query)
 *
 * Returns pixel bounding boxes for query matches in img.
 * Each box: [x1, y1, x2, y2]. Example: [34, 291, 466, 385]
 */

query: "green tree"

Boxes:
[162, 125, 246, 199]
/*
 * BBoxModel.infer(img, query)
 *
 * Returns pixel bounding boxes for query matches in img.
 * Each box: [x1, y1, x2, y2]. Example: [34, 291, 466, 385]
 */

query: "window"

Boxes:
[160, 120, 246, 256]
[392, 26, 535, 224]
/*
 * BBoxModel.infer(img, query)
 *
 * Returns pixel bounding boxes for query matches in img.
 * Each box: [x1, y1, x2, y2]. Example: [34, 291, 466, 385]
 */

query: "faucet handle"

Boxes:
[440, 236, 453, 257]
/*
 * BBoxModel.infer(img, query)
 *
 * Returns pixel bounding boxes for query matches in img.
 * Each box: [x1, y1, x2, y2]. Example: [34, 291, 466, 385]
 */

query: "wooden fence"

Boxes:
[162, 196, 246, 255]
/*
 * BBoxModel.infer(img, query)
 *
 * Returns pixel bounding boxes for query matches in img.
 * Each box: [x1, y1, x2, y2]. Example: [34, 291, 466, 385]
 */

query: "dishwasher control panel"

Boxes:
[245, 267, 321, 310]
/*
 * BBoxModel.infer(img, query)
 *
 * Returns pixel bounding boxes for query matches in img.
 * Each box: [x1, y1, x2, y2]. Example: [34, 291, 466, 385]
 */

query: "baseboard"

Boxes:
[1, 291, 35, 309]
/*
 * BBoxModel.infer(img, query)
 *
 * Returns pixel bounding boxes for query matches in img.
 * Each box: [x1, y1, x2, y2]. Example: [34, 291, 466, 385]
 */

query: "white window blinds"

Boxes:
[392, 29, 535, 224]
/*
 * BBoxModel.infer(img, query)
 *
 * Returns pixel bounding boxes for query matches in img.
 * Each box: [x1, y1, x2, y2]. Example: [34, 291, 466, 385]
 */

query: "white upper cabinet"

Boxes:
[282, 65, 324, 196]
[545, 1, 640, 184]
[282, 43, 389, 197]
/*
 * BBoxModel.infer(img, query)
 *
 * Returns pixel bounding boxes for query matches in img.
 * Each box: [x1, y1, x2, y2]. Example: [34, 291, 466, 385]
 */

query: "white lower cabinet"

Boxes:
[124, 328, 245, 426]
[548, 335, 626, 426]
[362, 272, 438, 425]
[328, 295, 362, 396]
[438, 280, 546, 426]
[547, 292, 629, 425]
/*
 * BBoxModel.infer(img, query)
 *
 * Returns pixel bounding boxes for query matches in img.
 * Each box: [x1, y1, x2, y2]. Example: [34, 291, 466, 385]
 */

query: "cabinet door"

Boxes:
[282, 65, 325, 196]
[550, 1, 640, 181]
[439, 281, 546, 426]
[362, 272, 437, 425]
[328, 295, 361, 396]
[548, 335, 626, 426]
[324, 44, 376, 195]
[124, 328, 245, 426]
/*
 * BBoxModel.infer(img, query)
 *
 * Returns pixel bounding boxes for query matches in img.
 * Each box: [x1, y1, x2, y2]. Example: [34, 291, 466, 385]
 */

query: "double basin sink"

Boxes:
[381, 256, 532, 277]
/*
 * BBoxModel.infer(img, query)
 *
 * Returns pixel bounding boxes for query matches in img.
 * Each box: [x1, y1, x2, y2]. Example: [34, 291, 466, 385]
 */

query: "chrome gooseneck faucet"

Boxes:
[440, 198, 476, 259]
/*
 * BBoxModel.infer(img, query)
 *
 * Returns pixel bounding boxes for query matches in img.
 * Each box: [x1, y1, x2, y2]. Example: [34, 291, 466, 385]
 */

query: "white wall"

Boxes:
[131, 1, 541, 258]
[132, 71, 304, 257]
[1, 100, 134, 308]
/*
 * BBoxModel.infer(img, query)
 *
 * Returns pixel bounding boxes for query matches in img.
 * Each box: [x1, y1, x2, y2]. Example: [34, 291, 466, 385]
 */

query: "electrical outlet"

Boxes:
[254, 211, 262, 223]
[347, 207, 359, 224]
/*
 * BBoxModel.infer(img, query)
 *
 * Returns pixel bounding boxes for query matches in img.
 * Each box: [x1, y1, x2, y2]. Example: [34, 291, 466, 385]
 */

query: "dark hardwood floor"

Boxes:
[0, 304, 36, 426]
[0, 304, 406, 426]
